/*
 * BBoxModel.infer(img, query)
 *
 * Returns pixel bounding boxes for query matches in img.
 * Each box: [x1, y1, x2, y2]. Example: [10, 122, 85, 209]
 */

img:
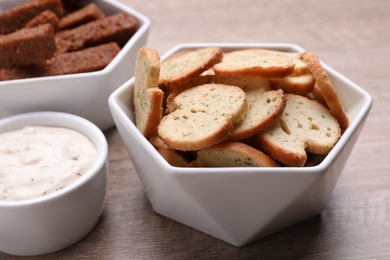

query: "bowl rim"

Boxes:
[0, 111, 108, 206]
[109, 42, 373, 175]
[0, 0, 151, 86]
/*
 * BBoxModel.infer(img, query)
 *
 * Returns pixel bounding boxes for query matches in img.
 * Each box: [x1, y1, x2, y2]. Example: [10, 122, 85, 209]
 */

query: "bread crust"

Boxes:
[283, 52, 311, 76]
[269, 73, 315, 95]
[213, 49, 295, 78]
[196, 141, 278, 167]
[258, 134, 307, 166]
[142, 89, 165, 137]
[159, 47, 223, 89]
[133, 48, 164, 138]
[149, 136, 192, 167]
[311, 81, 328, 107]
[302, 52, 349, 131]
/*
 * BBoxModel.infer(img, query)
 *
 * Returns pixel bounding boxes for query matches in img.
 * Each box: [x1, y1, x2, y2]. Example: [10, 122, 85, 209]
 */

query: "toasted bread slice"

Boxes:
[269, 73, 315, 95]
[258, 50, 310, 76]
[158, 84, 248, 151]
[157, 148, 193, 167]
[230, 89, 286, 140]
[149, 135, 170, 149]
[257, 94, 341, 166]
[302, 52, 349, 131]
[195, 141, 278, 167]
[213, 48, 295, 78]
[281, 52, 311, 76]
[25, 10, 60, 29]
[0, 24, 56, 67]
[150, 136, 192, 167]
[166, 75, 271, 113]
[57, 3, 105, 31]
[309, 81, 326, 107]
[133, 48, 164, 138]
[159, 47, 223, 89]
[55, 12, 138, 53]
[210, 74, 271, 90]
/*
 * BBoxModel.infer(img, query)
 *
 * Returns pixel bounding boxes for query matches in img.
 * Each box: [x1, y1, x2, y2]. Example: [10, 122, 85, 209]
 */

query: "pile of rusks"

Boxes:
[0, 0, 138, 80]
[134, 47, 349, 167]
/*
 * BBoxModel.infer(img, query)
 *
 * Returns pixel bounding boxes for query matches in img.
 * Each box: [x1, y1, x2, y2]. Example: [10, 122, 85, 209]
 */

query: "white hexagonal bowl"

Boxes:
[108, 43, 373, 246]
[0, 0, 151, 130]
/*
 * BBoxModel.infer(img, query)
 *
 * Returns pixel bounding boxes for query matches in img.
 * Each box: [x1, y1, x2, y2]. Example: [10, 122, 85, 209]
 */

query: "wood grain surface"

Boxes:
[2, 0, 390, 259]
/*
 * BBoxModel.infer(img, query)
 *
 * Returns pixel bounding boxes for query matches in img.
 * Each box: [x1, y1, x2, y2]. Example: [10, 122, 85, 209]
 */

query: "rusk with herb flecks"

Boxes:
[302, 51, 349, 131]
[196, 141, 278, 167]
[213, 48, 295, 78]
[133, 47, 164, 138]
[257, 94, 341, 166]
[159, 47, 223, 89]
[158, 83, 248, 151]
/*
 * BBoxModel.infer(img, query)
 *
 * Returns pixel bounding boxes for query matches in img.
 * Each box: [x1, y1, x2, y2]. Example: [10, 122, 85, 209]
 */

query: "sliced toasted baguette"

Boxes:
[302, 51, 349, 131]
[310, 81, 328, 107]
[133, 48, 164, 138]
[269, 73, 315, 95]
[195, 141, 278, 167]
[213, 49, 295, 78]
[210, 75, 272, 90]
[281, 52, 311, 76]
[255, 50, 310, 76]
[159, 47, 223, 89]
[230, 89, 286, 140]
[257, 94, 341, 166]
[157, 148, 193, 167]
[158, 84, 247, 151]
[149, 136, 191, 167]
[166, 75, 271, 113]
[170, 83, 248, 124]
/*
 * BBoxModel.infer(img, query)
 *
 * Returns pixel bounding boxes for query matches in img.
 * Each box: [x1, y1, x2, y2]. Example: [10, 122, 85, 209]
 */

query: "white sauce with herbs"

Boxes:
[0, 126, 97, 201]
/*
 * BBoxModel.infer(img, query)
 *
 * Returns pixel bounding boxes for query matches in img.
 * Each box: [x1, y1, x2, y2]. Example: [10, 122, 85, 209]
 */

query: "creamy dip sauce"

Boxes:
[0, 126, 97, 201]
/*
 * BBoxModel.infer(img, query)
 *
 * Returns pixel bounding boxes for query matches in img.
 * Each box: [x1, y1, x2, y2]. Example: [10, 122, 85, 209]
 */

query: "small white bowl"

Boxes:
[0, 0, 151, 130]
[108, 43, 373, 246]
[0, 111, 108, 256]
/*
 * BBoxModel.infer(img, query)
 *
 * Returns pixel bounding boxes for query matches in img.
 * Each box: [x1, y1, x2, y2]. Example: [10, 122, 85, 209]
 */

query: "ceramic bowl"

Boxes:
[0, 111, 108, 256]
[0, 0, 151, 130]
[108, 43, 373, 246]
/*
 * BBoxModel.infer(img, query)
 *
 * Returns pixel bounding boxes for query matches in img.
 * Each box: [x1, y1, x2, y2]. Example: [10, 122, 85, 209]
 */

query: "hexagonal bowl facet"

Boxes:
[0, 0, 151, 130]
[108, 43, 373, 246]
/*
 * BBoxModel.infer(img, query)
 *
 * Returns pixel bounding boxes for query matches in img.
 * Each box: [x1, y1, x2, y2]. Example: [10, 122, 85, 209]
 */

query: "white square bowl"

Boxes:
[0, 0, 150, 130]
[108, 43, 373, 246]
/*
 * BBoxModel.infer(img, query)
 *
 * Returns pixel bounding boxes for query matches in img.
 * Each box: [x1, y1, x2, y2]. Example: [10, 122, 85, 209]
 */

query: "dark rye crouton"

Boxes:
[0, 0, 64, 34]
[57, 3, 105, 31]
[38, 42, 120, 76]
[0, 24, 56, 68]
[25, 10, 60, 29]
[55, 12, 138, 53]
[0, 42, 120, 80]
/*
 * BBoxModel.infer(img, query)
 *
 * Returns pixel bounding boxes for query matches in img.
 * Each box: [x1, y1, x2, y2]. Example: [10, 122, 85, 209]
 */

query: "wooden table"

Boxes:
[2, 0, 390, 259]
